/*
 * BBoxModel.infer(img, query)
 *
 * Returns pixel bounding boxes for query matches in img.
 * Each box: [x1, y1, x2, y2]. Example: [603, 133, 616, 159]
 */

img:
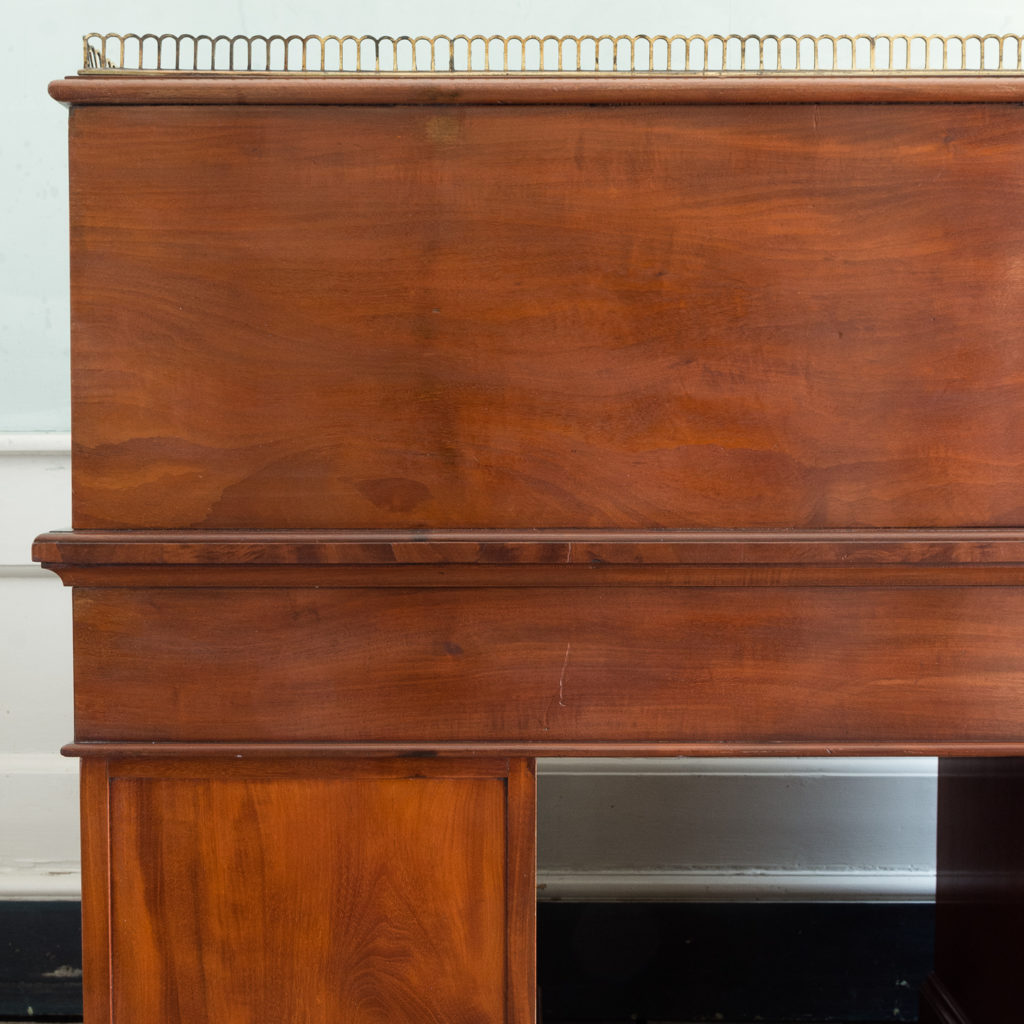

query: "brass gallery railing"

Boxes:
[82, 32, 1024, 75]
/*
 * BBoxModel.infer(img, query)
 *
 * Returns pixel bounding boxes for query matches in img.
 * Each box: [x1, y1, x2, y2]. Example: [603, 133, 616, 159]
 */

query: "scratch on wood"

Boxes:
[558, 641, 571, 707]
[566, 541, 573, 563]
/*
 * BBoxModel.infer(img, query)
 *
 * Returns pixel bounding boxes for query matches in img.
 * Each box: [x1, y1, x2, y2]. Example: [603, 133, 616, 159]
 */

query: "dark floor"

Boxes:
[537, 902, 931, 1023]
[1, 901, 932, 1024]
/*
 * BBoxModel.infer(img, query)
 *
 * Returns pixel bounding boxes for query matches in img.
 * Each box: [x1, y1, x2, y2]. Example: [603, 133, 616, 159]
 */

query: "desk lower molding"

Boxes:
[63, 740, 1024, 758]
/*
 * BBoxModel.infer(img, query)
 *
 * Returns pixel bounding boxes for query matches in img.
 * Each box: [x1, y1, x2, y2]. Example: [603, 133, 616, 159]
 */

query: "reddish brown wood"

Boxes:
[49, 73, 1024, 107]
[103, 756, 513, 780]
[72, 585, 1024, 747]
[89, 756, 529, 1024]
[42, 563, 1024, 588]
[33, 527, 1024, 587]
[79, 759, 111, 1024]
[33, 528, 1024, 565]
[68, 102, 1024, 530]
[63, 740, 1024, 759]
[506, 759, 537, 1024]
[45, 74, 1024, 1023]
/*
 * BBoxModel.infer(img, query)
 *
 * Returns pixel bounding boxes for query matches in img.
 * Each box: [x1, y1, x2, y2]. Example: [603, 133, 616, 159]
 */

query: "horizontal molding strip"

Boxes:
[49, 74, 1024, 107]
[43, 565, 1024, 587]
[61, 741, 1024, 758]
[36, 529, 1024, 587]
[537, 869, 935, 903]
[36, 528, 1024, 564]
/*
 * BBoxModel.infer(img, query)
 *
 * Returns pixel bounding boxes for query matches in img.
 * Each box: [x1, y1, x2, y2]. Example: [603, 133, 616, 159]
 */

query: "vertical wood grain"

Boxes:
[506, 759, 537, 1024]
[79, 758, 111, 1024]
[103, 758, 512, 1023]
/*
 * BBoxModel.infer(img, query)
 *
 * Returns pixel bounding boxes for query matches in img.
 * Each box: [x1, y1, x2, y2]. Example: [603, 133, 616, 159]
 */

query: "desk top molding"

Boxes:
[48, 73, 1024, 106]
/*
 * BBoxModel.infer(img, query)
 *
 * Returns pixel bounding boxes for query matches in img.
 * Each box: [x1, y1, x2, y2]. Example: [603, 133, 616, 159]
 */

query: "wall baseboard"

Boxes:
[0, 755, 79, 901]
[538, 756, 937, 902]
[538, 868, 935, 902]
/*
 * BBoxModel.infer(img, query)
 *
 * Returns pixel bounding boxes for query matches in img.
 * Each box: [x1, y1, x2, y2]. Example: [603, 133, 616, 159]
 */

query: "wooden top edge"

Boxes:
[32, 528, 1024, 566]
[62, 740, 1024, 758]
[47, 73, 1024, 106]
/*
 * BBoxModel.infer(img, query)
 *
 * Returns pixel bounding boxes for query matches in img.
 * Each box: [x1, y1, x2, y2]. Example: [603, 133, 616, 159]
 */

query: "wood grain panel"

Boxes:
[73, 586, 1024, 746]
[104, 759, 511, 1024]
[69, 103, 1024, 530]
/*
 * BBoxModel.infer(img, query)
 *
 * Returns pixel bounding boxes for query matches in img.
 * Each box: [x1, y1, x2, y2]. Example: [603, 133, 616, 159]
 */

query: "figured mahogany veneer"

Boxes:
[65, 99, 1024, 531]
[43, 73, 1024, 1022]
[80, 756, 535, 1024]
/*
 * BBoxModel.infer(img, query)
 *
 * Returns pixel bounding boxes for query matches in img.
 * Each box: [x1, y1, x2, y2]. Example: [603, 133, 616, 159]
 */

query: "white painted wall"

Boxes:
[7, 0, 1018, 900]
[0, 440, 76, 897]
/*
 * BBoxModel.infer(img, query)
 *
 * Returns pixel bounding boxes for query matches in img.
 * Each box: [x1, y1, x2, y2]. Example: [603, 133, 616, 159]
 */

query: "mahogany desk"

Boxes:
[39, 62, 1024, 1023]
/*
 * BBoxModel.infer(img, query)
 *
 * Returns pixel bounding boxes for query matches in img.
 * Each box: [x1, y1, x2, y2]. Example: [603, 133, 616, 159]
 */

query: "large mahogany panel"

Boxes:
[69, 102, 1024, 530]
[73, 586, 1024, 746]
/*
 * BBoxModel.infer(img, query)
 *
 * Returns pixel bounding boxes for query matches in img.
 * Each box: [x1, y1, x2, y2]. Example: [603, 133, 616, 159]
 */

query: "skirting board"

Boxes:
[0, 755, 79, 900]
[537, 757, 937, 902]
[537, 869, 935, 902]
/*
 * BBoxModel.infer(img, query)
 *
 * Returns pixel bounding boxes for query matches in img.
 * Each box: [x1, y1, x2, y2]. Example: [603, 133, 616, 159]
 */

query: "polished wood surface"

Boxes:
[85, 756, 534, 1024]
[68, 102, 1024, 530]
[33, 527, 1024, 565]
[49, 73, 1024, 106]
[72, 585, 1024, 748]
[44, 74, 1024, 1024]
